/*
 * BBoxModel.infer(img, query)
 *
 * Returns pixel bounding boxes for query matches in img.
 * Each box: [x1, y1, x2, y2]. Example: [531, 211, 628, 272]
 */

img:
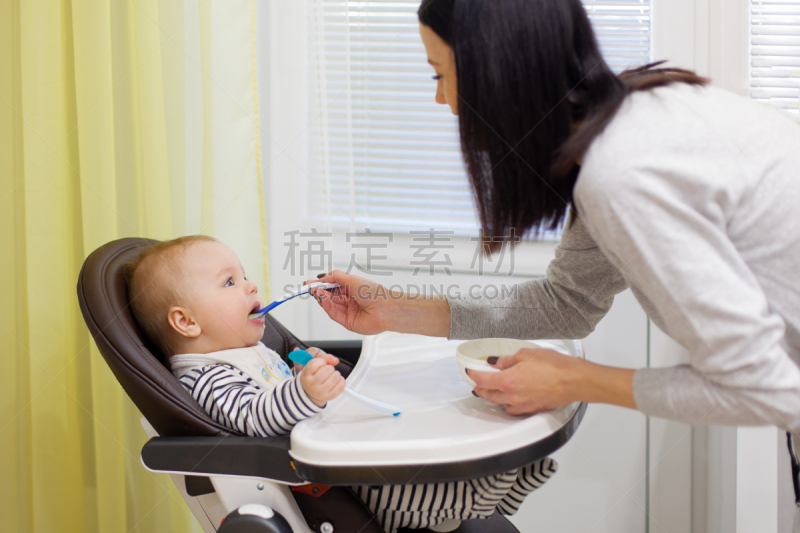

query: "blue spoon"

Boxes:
[289, 350, 402, 417]
[249, 282, 341, 319]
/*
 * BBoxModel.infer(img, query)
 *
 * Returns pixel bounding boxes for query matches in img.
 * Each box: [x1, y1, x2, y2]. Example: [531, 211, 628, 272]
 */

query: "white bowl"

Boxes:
[456, 338, 541, 387]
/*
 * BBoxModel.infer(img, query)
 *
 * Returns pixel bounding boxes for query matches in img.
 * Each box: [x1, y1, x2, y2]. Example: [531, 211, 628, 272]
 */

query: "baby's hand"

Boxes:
[291, 346, 333, 372]
[297, 347, 345, 407]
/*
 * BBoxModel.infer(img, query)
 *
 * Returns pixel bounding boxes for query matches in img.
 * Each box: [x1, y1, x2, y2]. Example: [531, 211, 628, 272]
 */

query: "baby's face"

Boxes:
[176, 240, 265, 352]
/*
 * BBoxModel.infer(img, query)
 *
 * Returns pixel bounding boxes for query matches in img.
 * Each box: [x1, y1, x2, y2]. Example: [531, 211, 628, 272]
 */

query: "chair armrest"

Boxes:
[304, 340, 362, 367]
[141, 436, 304, 483]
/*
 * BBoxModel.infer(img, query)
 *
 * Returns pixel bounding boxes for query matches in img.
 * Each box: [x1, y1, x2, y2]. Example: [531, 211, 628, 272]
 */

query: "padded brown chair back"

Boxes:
[77, 238, 307, 437]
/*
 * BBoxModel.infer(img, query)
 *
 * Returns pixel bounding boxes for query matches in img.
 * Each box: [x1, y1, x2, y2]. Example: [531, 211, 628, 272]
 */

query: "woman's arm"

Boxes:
[448, 213, 628, 340]
[381, 292, 452, 337]
[314, 213, 627, 340]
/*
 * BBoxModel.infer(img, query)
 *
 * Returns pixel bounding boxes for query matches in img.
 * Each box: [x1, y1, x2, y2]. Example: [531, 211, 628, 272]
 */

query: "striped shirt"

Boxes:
[178, 363, 557, 533]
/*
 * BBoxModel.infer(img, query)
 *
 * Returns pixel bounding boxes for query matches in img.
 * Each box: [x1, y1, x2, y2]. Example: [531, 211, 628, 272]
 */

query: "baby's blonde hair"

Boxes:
[124, 235, 217, 360]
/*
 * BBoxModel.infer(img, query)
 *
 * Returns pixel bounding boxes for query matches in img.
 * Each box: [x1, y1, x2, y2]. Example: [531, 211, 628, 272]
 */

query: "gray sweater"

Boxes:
[448, 84, 800, 432]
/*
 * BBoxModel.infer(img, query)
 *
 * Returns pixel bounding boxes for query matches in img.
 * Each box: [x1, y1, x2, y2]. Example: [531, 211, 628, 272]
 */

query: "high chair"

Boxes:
[77, 238, 586, 533]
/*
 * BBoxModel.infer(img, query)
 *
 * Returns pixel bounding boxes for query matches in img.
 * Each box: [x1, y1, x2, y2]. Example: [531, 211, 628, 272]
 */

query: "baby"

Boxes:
[125, 235, 557, 533]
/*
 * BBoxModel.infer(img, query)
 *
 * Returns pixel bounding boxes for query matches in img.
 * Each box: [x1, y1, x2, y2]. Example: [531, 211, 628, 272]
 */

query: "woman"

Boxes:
[312, 0, 800, 509]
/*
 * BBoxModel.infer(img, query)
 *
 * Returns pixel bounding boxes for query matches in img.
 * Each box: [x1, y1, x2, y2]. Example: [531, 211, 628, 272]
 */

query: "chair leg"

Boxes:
[163, 473, 222, 533]
[292, 487, 384, 533]
[210, 476, 313, 533]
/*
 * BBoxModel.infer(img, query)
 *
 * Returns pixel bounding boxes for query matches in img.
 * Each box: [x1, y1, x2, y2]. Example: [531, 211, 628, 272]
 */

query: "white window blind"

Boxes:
[308, 0, 652, 236]
[750, 0, 800, 121]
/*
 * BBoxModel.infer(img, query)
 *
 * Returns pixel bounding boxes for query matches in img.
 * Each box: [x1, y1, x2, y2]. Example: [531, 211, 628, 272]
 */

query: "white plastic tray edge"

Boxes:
[289, 333, 584, 468]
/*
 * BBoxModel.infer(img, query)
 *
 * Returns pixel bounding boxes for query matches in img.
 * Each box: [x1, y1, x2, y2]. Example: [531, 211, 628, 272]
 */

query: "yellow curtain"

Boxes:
[0, 0, 269, 531]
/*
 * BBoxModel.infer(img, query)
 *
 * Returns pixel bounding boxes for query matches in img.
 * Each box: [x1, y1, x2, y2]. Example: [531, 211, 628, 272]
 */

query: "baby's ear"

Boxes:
[167, 306, 201, 338]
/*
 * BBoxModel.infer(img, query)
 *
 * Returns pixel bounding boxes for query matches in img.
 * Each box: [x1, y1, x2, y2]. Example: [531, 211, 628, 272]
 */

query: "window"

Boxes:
[308, 1, 652, 237]
[749, 0, 800, 121]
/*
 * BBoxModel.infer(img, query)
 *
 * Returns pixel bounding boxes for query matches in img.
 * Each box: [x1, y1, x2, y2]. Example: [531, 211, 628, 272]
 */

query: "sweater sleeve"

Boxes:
[447, 212, 628, 340]
[575, 160, 800, 431]
[179, 365, 323, 437]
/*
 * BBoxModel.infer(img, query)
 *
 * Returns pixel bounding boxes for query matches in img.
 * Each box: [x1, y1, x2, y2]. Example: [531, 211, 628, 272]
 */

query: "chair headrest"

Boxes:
[76, 238, 307, 437]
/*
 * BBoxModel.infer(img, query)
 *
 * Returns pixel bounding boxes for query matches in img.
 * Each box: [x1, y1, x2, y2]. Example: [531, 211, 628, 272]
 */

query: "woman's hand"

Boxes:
[470, 348, 637, 415]
[470, 348, 579, 415]
[306, 270, 390, 335]
[306, 270, 452, 337]
[296, 347, 346, 408]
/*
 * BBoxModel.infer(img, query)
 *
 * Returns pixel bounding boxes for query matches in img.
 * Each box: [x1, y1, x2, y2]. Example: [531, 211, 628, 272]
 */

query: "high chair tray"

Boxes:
[290, 332, 586, 485]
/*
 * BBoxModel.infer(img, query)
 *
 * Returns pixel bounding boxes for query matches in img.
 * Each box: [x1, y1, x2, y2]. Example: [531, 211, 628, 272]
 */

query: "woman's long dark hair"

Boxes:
[419, 0, 707, 252]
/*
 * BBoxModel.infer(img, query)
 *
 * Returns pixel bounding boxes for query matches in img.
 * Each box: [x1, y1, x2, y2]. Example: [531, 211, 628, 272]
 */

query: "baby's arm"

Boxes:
[180, 365, 323, 437]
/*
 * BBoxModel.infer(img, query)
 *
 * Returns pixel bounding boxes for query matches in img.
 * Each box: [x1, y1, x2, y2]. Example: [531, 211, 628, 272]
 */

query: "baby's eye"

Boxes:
[225, 277, 235, 287]
[432, 74, 442, 81]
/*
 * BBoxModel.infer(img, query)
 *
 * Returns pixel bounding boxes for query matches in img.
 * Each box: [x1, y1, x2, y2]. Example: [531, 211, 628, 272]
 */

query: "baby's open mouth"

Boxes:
[249, 301, 262, 315]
